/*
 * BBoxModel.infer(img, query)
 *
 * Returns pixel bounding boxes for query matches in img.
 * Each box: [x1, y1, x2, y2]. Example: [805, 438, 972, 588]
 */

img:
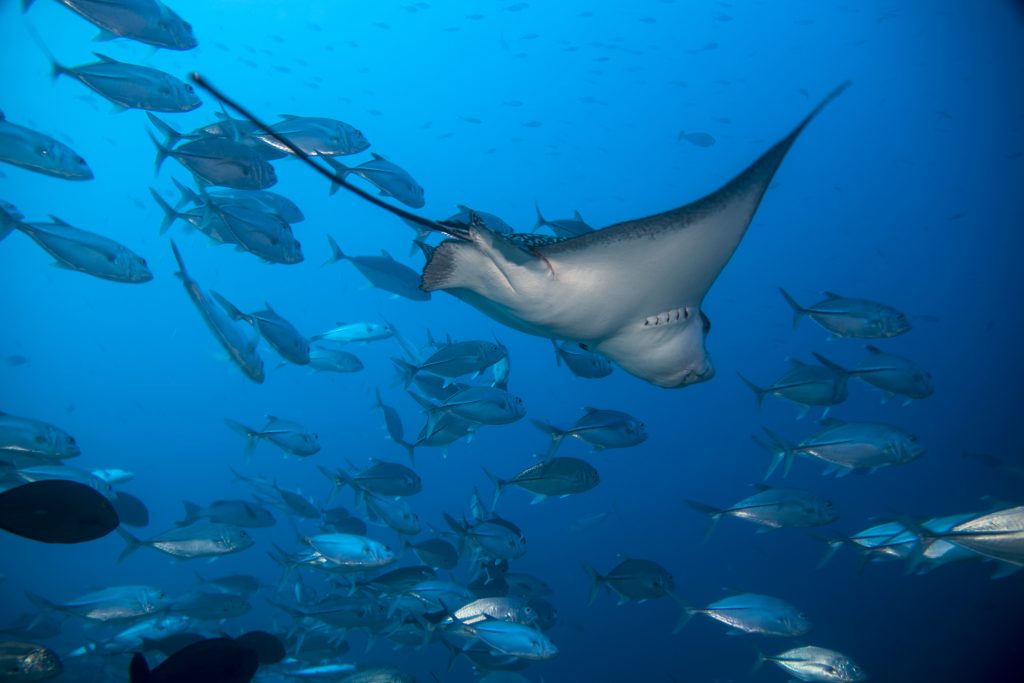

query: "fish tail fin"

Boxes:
[481, 467, 505, 511]
[168, 241, 188, 283]
[550, 339, 562, 366]
[148, 188, 183, 235]
[171, 177, 202, 209]
[224, 418, 259, 459]
[754, 428, 797, 478]
[442, 512, 465, 538]
[812, 351, 852, 376]
[815, 536, 846, 569]
[581, 561, 605, 605]
[22, 0, 36, 11]
[391, 357, 419, 388]
[148, 131, 171, 175]
[778, 287, 807, 329]
[530, 419, 566, 457]
[321, 234, 346, 267]
[750, 647, 768, 677]
[129, 653, 152, 683]
[402, 439, 417, 467]
[24, 590, 57, 613]
[533, 201, 547, 231]
[178, 500, 202, 526]
[25, 26, 66, 83]
[685, 500, 724, 542]
[322, 156, 349, 195]
[116, 528, 143, 562]
[736, 373, 766, 412]
[668, 593, 695, 634]
[210, 290, 247, 323]
[146, 112, 183, 148]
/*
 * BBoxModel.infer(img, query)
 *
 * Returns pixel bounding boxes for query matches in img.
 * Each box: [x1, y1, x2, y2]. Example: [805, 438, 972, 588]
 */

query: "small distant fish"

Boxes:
[325, 458, 422, 497]
[444, 512, 526, 561]
[193, 571, 262, 596]
[779, 288, 911, 338]
[0, 110, 92, 179]
[325, 153, 425, 208]
[531, 407, 646, 455]
[49, 52, 201, 112]
[677, 130, 716, 147]
[4, 354, 29, 367]
[170, 591, 251, 621]
[755, 645, 867, 683]
[533, 203, 593, 237]
[224, 415, 319, 458]
[0, 479, 119, 544]
[414, 386, 526, 426]
[2, 212, 152, 283]
[323, 235, 430, 301]
[372, 389, 415, 460]
[551, 340, 613, 378]
[212, 294, 310, 365]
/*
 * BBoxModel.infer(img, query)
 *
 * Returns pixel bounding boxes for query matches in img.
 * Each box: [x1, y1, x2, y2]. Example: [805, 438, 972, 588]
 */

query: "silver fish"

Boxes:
[532, 406, 646, 455]
[533, 203, 593, 237]
[51, 53, 200, 112]
[0, 111, 91, 179]
[118, 522, 253, 561]
[485, 457, 599, 507]
[212, 294, 309, 364]
[551, 339, 613, 378]
[260, 114, 370, 156]
[688, 485, 838, 538]
[3, 214, 151, 283]
[0, 412, 79, 460]
[678, 592, 811, 636]
[313, 321, 395, 344]
[325, 153, 425, 208]
[853, 345, 933, 403]
[169, 241, 264, 383]
[308, 344, 364, 373]
[739, 354, 856, 418]
[25, 0, 198, 51]
[756, 419, 925, 478]
[757, 645, 867, 682]
[26, 585, 167, 622]
[780, 287, 911, 338]
[324, 236, 429, 301]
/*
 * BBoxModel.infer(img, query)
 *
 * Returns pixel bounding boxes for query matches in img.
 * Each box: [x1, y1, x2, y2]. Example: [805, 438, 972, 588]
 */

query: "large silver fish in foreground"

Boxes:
[193, 75, 850, 388]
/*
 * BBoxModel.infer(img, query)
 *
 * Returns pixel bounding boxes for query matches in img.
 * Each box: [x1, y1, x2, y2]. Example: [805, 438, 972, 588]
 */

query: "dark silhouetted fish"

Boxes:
[0, 479, 119, 544]
[129, 637, 258, 683]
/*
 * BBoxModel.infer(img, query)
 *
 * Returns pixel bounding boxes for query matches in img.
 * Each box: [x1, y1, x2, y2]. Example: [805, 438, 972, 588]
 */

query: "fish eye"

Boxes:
[35, 434, 46, 443]
[38, 146, 49, 157]
[139, 257, 148, 266]
[186, 84, 194, 93]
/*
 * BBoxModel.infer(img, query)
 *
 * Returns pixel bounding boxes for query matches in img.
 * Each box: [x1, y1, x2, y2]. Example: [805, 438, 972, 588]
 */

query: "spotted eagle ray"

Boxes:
[192, 75, 850, 388]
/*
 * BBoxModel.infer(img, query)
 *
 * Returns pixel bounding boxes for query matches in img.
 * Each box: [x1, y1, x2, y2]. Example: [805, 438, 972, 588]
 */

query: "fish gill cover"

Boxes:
[1, 1, 1023, 682]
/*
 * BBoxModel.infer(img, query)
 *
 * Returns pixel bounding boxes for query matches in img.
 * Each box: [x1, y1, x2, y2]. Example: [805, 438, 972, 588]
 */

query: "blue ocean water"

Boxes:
[2, 0, 1024, 681]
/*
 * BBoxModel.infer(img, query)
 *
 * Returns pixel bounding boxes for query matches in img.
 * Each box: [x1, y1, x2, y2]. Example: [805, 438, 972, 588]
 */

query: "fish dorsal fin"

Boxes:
[381, 249, 394, 260]
[582, 406, 602, 414]
[264, 301, 276, 313]
[92, 52, 118, 63]
[818, 417, 845, 428]
[278, 114, 300, 120]
[785, 357, 806, 367]
[753, 483, 773, 492]
[47, 215, 71, 226]
[0, 110, 5, 121]
[864, 344, 883, 354]
[371, 152, 386, 161]
[823, 291, 844, 299]
[574, 209, 585, 222]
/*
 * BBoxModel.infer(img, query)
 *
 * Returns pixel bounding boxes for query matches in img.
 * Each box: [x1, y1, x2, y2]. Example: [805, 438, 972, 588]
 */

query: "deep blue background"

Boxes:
[2, 1, 1023, 681]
